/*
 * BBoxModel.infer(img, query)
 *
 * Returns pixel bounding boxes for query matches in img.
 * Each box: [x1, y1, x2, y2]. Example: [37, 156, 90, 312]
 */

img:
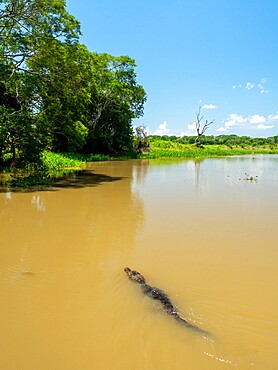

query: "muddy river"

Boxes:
[0, 155, 277, 370]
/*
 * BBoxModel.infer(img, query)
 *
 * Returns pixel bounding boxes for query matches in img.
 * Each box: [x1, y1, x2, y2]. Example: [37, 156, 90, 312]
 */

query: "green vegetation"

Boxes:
[40, 152, 86, 170]
[0, 150, 139, 189]
[1, 137, 277, 189]
[241, 173, 258, 182]
[8, 172, 53, 188]
[140, 136, 278, 159]
[148, 134, 278, 148]
[0, 1, 277, 188]
[0, 0, 146, 166]
[40, 151, 139, 169]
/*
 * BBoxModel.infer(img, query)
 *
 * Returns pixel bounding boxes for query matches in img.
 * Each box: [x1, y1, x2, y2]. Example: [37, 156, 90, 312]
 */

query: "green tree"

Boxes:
[0, 0, 80, 71]
[0, 61, 47, 163]
[26, 41, 92, 152]
[0, 0, 82, 160]
[85, 53, 146, 153]
[0, 1, 147, 160]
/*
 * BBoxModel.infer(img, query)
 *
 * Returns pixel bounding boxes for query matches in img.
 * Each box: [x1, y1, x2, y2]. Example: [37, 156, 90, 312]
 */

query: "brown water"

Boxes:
[0, 155, 278, 370]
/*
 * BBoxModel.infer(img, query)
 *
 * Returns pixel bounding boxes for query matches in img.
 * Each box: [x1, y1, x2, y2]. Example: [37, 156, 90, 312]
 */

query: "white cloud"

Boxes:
[178, 131, 187, 137]
[225, 114, 248, 127]
[249, 114, 266, 124]
[178, 123, 197, 136]
[216, 127, 228, 132]
[258, 84, 268, 94]
[225, 120, 236, 127]
[187, 123, 196, 131]
[202, 104, 217, 109]
[257, 123, 274, 130]
[223, 111, 277, 132]
[269, 112, 278, 121]
[233, 78, 268, 93]
[179, 122, 197, 136]
[246, 82, 256, 90]
[154, 121, 170, 135]
[258, 78, 268, 93]
[230, 114, 247, 123]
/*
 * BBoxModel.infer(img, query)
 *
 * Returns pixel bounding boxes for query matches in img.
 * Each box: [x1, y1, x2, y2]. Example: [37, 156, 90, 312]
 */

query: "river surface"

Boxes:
[0, 155, 278, 370]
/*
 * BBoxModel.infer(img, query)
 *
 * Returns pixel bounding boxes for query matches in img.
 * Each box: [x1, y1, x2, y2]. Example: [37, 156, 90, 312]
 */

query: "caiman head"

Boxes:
[124, 267, 146, 284]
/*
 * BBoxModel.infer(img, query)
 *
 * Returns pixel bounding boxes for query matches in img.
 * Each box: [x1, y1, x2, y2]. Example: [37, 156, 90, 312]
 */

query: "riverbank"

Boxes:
[0, 151, 137, 189]
[40, 145, 278, 167]
[1, 145, 278, 189]
[1, 143, 278, 173]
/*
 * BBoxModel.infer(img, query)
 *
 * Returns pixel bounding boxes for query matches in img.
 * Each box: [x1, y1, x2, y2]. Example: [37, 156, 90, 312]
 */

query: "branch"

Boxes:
[200, 119, 214, 135]
[195, 106, 204, 134]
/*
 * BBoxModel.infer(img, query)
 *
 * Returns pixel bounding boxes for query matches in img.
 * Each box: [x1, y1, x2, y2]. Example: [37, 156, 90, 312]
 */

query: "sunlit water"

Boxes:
[0, 155, 278, 370]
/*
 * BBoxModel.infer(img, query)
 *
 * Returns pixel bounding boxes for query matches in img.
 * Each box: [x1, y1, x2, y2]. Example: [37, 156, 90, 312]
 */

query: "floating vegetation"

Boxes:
[1, 171, 53, 190]
[0, 168, 79, 191]
[239, 173, 258, 182]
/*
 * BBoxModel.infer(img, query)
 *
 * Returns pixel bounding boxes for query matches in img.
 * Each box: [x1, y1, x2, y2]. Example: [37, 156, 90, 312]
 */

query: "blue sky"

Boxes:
[66, 0, 278, 137]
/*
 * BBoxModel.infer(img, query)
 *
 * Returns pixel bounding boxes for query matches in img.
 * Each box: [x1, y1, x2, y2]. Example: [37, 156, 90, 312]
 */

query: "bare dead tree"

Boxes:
[194, 106, 214, 147]
[135, 125, 150, 153]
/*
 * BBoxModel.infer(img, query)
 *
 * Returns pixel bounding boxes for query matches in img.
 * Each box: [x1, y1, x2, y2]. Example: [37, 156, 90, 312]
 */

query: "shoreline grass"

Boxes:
[40, 151, 140, 170]
[1, 145, 277, 189]
[1, 145, 278, 173]
[139, 145, 278, 159]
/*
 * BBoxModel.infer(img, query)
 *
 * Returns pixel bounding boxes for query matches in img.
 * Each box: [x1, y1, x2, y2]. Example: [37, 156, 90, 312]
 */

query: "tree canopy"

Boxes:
[0, 0, 147, 163]
[0, 0, 80, 71]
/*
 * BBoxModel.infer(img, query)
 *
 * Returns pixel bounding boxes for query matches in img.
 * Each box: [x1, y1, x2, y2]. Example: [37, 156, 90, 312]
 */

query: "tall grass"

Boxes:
[40, 151, 86, 169]
[40, 151, 138, 169]
[140, 144, 278, 159]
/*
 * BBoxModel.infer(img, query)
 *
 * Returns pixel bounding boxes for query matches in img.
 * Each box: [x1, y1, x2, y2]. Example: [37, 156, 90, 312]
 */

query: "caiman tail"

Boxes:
[173, 313, 213, 339]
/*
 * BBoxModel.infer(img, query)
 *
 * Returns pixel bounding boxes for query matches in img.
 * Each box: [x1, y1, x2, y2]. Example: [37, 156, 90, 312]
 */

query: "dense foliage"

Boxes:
[138, 136, 278, 160]
[149, 134, 278, 148]
[0, 0, 146, 164]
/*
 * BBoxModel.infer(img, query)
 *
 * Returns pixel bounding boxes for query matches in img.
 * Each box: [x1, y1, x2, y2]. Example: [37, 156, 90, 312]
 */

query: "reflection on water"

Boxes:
[0, 156, 278, 370]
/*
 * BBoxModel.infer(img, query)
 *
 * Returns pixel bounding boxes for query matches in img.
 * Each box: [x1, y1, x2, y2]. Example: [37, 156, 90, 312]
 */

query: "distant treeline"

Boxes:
[149, 134, 278, 147]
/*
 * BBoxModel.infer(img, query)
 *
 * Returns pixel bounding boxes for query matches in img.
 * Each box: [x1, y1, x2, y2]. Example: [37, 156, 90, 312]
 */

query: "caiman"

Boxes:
[124, 267, 211, 338]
